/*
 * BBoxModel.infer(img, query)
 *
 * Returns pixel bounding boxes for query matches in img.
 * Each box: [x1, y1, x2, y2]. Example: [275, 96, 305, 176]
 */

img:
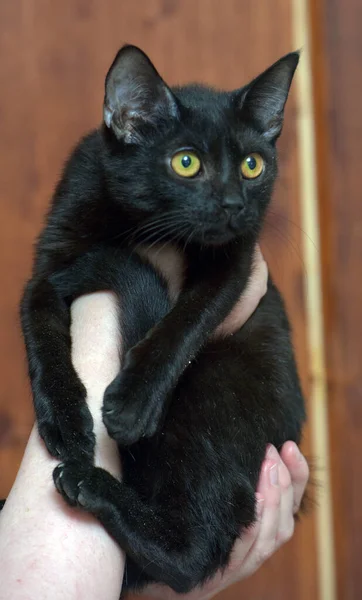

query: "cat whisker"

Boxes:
[182, 228, 195, 253]
[109, 224, 137, 244]
[128, 209, 187, 234]
[113, 212, 187, 244]
[132, 226, 180, 254]
[267, 210, 317, 250]
[132, 218, 187, 242]
[127, 211, 188, 246]
[132, 219, 191, 253]
[264, 222, 307, 275]
[152, 225, 191, 259]
[143, 227, 182, 253]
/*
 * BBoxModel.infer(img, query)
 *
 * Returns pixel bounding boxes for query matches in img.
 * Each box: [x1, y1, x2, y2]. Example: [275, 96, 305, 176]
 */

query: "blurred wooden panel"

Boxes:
[310, 0, 362, 598]
[0, 1, 317, 598]
[0, 0, 38, 494]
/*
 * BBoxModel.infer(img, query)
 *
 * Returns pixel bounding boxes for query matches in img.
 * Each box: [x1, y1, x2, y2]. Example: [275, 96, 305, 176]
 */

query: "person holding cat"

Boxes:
[0, 247, 309, 600]
[0, 44, 310, 598]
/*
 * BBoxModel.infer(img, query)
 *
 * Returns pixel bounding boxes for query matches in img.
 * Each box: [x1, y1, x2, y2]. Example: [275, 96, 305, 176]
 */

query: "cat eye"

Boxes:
[171, 151, 201, 178]
[240, 153, 264, 179]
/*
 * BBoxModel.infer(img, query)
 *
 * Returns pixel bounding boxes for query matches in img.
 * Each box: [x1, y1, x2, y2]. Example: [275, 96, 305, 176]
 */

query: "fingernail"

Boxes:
[293, 444, 303, 462]
[267, 444, 278, 459]
[269, 463, 279, 486]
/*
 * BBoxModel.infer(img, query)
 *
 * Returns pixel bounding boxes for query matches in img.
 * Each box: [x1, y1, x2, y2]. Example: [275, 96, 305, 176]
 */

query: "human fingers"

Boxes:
[243, 450, 281, 569]
[280, 441, 310, 513]
[280, 442, 309, 513]
[266, 446, 295, 547]
[225, 496, 264, 573]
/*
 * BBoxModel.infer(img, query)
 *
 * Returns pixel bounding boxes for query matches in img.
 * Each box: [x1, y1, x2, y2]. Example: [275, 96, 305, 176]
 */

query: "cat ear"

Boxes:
[103, 45, 179, 143]
[235, 52, 300, 141]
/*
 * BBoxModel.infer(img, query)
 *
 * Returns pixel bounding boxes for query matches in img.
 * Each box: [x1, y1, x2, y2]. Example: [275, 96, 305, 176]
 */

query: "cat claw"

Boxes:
[38, 404, 95, 463]
[53, 461, 90, 508]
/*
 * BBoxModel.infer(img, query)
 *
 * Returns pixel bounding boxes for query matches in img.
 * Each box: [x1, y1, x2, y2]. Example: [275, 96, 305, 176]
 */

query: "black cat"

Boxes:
[16, 46, 305, 593]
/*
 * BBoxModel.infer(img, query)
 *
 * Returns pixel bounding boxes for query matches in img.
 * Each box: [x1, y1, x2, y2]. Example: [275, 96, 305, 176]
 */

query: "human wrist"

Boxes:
[70, 292, 121, 475]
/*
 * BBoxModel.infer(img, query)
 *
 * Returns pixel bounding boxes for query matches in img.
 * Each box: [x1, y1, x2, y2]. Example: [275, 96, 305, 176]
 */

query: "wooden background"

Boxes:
[0, 1, 360, 598]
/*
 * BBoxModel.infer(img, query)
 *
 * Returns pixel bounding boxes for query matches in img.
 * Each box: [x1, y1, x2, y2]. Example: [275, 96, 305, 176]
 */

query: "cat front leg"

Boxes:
[102, 330, 175, 445]
[103, 242, 254, 446]
[21, 277, 95, 461]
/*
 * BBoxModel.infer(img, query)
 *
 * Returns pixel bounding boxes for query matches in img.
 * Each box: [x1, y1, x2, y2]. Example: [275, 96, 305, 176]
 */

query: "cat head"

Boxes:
[103, 45, 299, 247]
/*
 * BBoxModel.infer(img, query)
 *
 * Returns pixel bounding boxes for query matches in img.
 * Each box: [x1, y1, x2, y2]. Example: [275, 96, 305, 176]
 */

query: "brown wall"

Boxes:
[0, 1, 360, 598]
[310, 0, 362, 598]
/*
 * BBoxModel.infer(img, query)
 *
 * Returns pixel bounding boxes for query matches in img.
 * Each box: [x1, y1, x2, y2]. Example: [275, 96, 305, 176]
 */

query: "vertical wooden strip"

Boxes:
[292, 1, 336, 599]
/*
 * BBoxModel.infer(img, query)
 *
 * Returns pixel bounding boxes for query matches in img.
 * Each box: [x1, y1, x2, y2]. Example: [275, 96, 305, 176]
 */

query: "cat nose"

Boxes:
[221, 196, 245, 214]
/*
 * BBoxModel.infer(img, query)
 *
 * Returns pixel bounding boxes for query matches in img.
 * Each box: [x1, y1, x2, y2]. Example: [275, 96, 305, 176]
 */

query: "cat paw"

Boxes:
[53, 460, 94, 508]
[53, 461, 113, 514]
[38, 403, 95, 462]
[102, 370, 165, 446]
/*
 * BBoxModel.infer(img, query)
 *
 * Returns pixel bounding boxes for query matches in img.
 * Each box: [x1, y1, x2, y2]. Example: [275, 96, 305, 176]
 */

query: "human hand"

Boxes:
[141, 243, 268, 339]
[144, 441, 309, 600]
[215, 244, 268, 336]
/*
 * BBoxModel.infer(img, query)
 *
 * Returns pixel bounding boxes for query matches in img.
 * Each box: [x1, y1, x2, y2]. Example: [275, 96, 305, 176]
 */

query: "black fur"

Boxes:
[18, 46, 305, 594]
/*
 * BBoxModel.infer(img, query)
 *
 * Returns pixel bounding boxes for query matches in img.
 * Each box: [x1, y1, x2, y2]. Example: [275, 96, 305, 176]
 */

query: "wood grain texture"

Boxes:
[310, 0, 362, 598]
[0, 1, 317, 598]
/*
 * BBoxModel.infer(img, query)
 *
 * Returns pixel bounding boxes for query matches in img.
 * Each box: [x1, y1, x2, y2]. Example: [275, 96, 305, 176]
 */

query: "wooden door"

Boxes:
[0, 1, 359, 598]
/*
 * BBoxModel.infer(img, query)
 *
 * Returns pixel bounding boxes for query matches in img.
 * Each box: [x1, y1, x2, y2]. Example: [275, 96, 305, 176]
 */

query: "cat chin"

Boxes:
[194, 229, 239, 247]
